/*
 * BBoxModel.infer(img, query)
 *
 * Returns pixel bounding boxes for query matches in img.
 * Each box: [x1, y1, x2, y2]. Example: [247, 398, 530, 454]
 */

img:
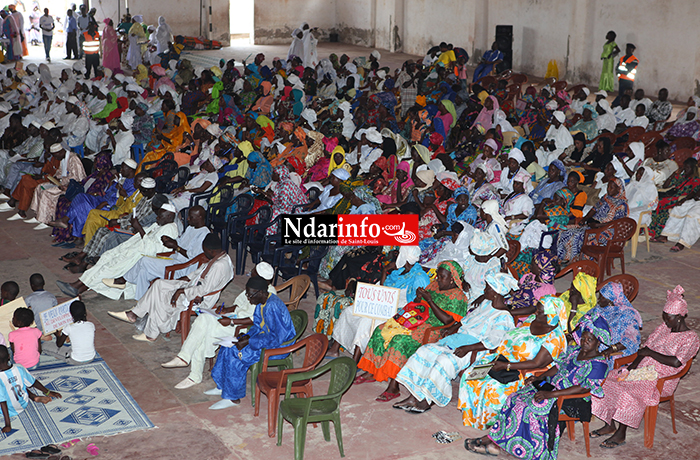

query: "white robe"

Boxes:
[131, 253, 234, 339]
[535, 125, 573, 167]
[287, 28, 304, 61]
[627, 170, 658, 226]
[301, 29, 318, 67]
[80, 222, 179, 299]
[662, 199, 700, 248]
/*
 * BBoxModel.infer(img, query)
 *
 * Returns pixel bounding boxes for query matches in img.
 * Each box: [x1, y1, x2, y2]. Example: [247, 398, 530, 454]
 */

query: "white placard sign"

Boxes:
[40, 297, 79, 335]
[352, 282, 401, 320]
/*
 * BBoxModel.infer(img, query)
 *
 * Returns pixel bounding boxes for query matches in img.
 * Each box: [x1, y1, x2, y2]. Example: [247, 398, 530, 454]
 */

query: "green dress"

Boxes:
[599, 41, 618, 92]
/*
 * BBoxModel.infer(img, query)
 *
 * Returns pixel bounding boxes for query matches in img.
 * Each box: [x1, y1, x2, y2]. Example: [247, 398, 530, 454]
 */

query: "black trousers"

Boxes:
[85, 54, 99, 78]
[66, 31, 78, 59]
[613, 78, 635, 106]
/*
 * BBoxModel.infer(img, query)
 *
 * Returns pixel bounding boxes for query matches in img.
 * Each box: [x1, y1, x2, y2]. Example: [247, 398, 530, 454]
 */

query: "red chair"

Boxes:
[566, 83, 586, 95]
[670, 148, 694, 168]
[580, 218, 636, 282]
[671, 136, 696, 151]
[600, 274, 639, 301]
[639, 132, 664, 157]
[255, 333, 329, 437]
[506, 239, 521, 279]
[643, 358, 694, 448]
[555, 260, 600, 281]
[511, 73, 528, 86]
[552, 80, 568, 93]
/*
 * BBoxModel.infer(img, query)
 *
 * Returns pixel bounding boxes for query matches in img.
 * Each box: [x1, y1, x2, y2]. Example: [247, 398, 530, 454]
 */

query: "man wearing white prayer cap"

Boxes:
[347, 127, 384, 174]
[108, 111, 135, 165]
[535, 110, 574, 166]
[596, 99, 617, 133]
[160, 260, 275, 389]
[64, 93, 91, 150]
[168, 155, 220, 211]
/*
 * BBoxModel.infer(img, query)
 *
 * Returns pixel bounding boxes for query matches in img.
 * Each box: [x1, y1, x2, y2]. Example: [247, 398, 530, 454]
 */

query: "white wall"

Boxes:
[253, 0, 336, 44]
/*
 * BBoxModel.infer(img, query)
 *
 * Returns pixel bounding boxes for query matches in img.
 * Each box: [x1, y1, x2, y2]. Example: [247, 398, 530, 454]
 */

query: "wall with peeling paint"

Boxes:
[253, 0, 336, 44]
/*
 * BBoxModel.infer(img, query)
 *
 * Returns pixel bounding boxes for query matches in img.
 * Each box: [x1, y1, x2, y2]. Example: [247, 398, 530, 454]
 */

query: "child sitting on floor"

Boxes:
[24, 274, 58, 335]
[48, 302, 96, 365]
[0, 281, 20, 346]
[8, 308, 42, 370]
[0, 345, 61, 433]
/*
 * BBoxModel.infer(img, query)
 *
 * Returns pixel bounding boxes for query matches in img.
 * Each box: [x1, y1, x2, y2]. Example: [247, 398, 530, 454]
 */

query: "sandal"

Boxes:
[60, 252, 79, 261]
[407, 405, 431, 414]
[600, 439, 626, 449]
[25, 451, 49, 459]
[589, 429, 611, 438]
[375, 391, 401, 402]
[41, 445, 61, 455]
[465, 440, 499, 457]
[353, 375, 375, 385]
[670, 245, 684, 253]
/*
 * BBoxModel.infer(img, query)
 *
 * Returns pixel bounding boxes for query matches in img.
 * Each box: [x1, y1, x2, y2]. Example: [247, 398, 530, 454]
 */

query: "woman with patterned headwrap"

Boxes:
[356, 260, 471, 402]
[591, 285, 698, 449]
[459, 296, 567, 429]
[559, 272, 597, 333]
[419, 187, 477, 262]
[377, 160, 413, 206]
[507, 252, 558, 319]
[395, 272, 518, 413]
[467, 313, 610, 458]
[417, 174, 458, 246]
[557, 177, 628, 262]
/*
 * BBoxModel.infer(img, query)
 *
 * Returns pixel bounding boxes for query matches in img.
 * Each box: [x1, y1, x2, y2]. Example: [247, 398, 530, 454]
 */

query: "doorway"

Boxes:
[230, 0, 254, 43]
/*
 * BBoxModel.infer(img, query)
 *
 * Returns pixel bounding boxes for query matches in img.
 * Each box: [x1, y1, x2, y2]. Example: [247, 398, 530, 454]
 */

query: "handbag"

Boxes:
[64, 179, 84, 201]
[392, 301, 430, 330]
[487, 354, 520, 384]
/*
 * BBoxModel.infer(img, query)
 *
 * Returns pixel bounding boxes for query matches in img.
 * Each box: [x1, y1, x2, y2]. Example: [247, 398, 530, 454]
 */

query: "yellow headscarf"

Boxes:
[328, 146, 347, 174]
[559, 272, 597, 332]
[135, 64, 148, 86]
[238, 141, 254, 158]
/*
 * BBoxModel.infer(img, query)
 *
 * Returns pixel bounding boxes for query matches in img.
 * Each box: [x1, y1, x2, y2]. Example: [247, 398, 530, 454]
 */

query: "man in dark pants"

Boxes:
[615, 43, 638, 106]
[64, 9, 78, 60]
[82, 23, 101, 78]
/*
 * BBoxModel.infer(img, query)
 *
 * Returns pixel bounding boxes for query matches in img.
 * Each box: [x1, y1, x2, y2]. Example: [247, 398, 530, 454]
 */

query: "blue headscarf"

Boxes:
[246, 150, 273, 188]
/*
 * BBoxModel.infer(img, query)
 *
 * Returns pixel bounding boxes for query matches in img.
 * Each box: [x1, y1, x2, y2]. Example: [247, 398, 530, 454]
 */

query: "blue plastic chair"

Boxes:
[131, 144, 145, 163]
[71, 145, 84, 158]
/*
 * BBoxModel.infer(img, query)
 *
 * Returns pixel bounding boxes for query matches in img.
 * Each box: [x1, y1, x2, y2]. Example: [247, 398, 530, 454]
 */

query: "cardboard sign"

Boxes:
[40, 297, 79, 335]
[0, 297, 26, 340]
[352, 283, 401, 321]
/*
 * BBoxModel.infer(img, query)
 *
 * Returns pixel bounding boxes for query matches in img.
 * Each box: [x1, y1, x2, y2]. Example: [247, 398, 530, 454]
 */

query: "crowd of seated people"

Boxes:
[0, 29, 698, 459]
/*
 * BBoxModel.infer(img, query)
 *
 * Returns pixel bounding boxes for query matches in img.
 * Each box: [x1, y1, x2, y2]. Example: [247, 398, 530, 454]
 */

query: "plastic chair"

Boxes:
[505, 239, 521, 279]
[580, 217, 636, 282]
[552, 80, 568, 92]
[273, 245, 329, 299]
[71, 145, 85, 158]
[669, 148, 694, 168]
[256, 333, 329, 437]
[225, 194, 255, 272]
[277, 356, 357, 460]
[671, 137, 697, 151]
[131, 144, 145, 163]
[207, 186, 239, 252]
[163, 253, 210, 343]
[250, 310, 308, 408]
[557, 392, 592, 457]
[600, 274, 639, 301]
[276, 275, 311, 311]
[555, 260, 600, 281]
[643, 358, 693, 448]
[630, 210, 651, 258]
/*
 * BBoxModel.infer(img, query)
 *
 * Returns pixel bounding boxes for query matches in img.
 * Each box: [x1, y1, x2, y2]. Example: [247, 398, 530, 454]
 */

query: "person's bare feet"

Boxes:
[591, 422, 616, 437]
[670, 243, 685, 252]
[48, 216, 69, 228]
[68, 262, 88, 274]
[114, 276, 127, 285]
[126, 311, 139, 322]
[317, 280, 334, 291]
[650, 235, 668, 243]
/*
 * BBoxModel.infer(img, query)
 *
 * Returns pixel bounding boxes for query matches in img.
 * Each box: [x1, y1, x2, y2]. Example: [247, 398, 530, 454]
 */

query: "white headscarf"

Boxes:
[396, 245, 420, 268]
[481, 199, 508, 231]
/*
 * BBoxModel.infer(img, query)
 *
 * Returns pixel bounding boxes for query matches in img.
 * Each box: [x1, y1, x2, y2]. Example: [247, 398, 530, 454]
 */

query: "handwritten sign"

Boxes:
[40, 297, 79, 335]
[352, 283, 401, 320]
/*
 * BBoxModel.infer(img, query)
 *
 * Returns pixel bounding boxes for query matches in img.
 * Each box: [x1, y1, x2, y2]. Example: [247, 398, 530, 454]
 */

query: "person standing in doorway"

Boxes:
[615, 43, 638, 105]
[76, 4, 90, 59]
[82, 22, 101, 78]
[39, 8, 55, 62]
[599, 30, 620, 92]
[64, 9, 78, 60]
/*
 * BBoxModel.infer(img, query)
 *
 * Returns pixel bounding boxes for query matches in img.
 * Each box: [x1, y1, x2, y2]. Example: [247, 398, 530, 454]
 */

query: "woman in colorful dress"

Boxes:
[458, 296, 567, 430]
[649, 158, 699, 239]
[102, 19, 121, 75]
[355, 260, 470, 402]
[559, 272, 597, 333]
[557, 178, 628, 263]
[599, 31, 620, 92]
[591, 285, 699, 448]
[465, 313, 611, 459]
[419, 187, 477, 262]
[507, 252, 558, 319]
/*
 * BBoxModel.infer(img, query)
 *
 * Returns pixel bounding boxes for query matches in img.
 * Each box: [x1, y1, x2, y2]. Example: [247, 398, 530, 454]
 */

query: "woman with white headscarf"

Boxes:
[127, 16, 146, 69]
[287, 28, 305, 62]
[152, 16, 174, 55]
[498, 148, 532, 195]
[535, 110, 573, 167]
[480, 199, 509, 256]
[502, 170, 535, 235]
[300, 22, 318, 67]
[627, 167, 658, 227]
[612, 141, 645, 180]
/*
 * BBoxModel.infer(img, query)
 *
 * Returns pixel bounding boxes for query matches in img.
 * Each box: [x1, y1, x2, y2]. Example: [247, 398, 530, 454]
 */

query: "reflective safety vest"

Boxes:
[617, 54, 638, 81]
[82, 32, 100, 54]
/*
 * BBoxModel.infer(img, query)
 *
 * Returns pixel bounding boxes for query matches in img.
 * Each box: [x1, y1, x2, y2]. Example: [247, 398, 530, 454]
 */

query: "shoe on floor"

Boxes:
[209, 399, 239, 410]
[162, 357, 188, 368]
[0, 193, 9, 200]
[174, 378, 197, 389]
[24, 217, 40, 224]
[0, 202, 13, 211]
[34, 223, 50, 230]
[132, 333, 155, 342]
[203, 387, 222, 396]
[107, 311, 136, 323]
[7, 213, 25, 221]
[102, 278, 126, 289]
[55, 280, 79, 297]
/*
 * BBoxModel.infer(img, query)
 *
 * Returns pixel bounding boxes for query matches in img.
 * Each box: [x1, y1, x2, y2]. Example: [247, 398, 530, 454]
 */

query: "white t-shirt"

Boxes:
[40, 15, 54, 36]
[63, 321, 96, 362]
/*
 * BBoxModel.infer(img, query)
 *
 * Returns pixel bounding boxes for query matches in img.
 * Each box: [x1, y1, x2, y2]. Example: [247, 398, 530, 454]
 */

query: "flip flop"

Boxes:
[63, 263, 77, 271]
[589, 429, 609, 438]
[25, 451, 50, 459]
[375, 391, 401, 402]
[41, 445, 61, 455]
[465, 440, 499, 457]
[392, 402, 414, 411]
[353, 375, 375, 385]
[59, 242, 77, 249]
[60, 252, 79, 261]
[407, 405, 432, 414]
[600, 440, 626, 449]
[670, 245, 684, 253]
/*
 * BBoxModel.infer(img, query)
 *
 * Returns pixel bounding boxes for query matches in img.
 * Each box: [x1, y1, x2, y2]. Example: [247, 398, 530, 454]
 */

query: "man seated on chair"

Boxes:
[168, 156, 222, 211]
[103, 205, 210, 300]
[107, 233, 234, 342]
[161, 262, 276, 390]
[206, 276, 295, 410]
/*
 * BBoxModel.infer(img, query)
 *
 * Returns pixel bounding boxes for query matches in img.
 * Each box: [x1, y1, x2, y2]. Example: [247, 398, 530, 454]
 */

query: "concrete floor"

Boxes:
[3, 42, 698, 460]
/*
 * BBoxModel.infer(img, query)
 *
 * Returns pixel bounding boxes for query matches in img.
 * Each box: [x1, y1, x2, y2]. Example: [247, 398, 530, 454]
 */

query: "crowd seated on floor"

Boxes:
[0, 26, 699, 459]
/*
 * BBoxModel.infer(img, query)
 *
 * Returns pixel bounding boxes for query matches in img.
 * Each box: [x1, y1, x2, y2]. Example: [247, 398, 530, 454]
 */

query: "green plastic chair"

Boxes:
[276, 356, 356, 460]
[250, 309, 308, 408]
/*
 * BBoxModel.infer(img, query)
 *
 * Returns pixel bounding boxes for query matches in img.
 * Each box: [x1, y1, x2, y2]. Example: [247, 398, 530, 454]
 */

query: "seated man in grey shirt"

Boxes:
[24, 274, 58, 333]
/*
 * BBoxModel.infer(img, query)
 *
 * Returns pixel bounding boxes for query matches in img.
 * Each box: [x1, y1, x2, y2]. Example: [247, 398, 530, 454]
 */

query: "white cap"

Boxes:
[256, 262, 274, 280]
[30, 120, 42, 129]
[122, 159, 138, 169]
[553, 111, 566, 123]
[0, 102, 11, 112]
[67, 96, 79, 105]
[98, 84, 109, 95]
[595, 90, 608, 97]
[206, 123, 222, 137]
[582, 87, 590, 96]
[141, 177, 156, 188]
[42, 121, 56, 130]
[160, 203, 177, 213]
[49, 143, 64, 153]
